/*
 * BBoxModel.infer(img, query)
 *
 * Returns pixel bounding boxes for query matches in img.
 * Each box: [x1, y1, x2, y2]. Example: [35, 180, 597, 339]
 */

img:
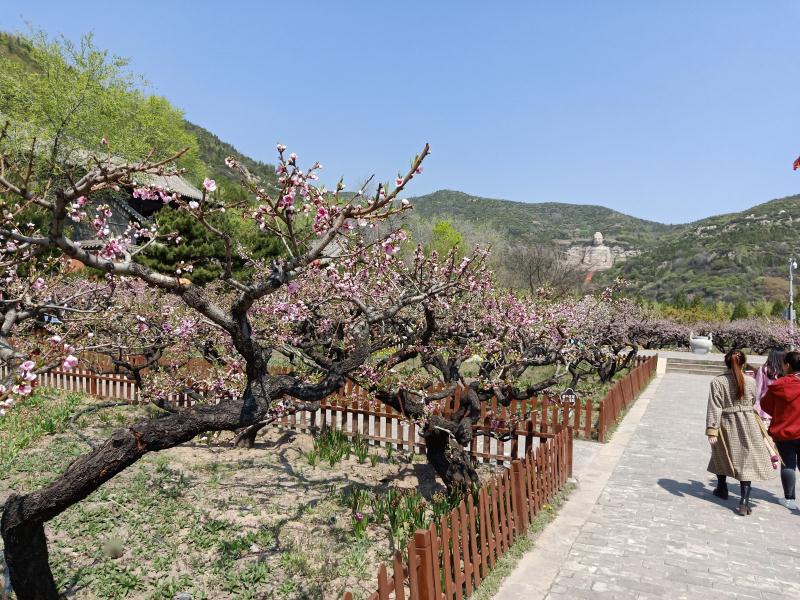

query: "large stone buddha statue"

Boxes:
[582, 232, 614, 270]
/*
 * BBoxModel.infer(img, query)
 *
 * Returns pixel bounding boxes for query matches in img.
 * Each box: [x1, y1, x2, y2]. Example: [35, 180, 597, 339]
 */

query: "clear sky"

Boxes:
[3, 1, 800, 224]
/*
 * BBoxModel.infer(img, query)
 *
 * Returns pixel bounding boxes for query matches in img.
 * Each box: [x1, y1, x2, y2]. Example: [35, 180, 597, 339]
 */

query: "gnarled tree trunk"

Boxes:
[423, 427, 478, 490]
[1, 381, 270, 600]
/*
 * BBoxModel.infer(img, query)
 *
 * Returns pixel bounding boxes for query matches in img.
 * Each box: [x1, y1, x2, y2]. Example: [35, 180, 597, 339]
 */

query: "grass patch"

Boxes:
[468, 483, 575, 600]
[0, 388, 81, 472]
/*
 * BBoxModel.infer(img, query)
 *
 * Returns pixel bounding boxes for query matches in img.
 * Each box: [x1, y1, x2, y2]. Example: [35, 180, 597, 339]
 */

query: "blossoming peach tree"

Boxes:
[0, 124, 499, 597]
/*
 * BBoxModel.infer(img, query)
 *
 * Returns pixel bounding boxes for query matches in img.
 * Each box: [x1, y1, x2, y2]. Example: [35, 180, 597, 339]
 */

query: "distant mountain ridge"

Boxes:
[408, 190, 672, 245]
[603, 193, 800, 302]
[408, 189, 800, 303]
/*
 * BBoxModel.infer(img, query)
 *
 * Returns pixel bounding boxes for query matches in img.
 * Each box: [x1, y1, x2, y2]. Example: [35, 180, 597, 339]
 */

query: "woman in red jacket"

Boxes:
[761, 350, 800, 511]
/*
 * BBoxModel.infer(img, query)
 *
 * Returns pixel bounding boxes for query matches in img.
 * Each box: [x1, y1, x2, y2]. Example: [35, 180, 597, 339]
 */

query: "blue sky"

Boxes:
[3, 1, 800, 224]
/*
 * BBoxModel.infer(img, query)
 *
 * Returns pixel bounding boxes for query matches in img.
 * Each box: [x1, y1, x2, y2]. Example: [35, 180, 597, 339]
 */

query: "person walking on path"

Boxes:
[754, 348, 785, 427]
[760, 350, 800, 511]
[706, 349, 774, 516]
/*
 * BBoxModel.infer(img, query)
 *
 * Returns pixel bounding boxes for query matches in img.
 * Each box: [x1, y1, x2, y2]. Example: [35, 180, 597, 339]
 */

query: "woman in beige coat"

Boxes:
[706, 349, 774, 515]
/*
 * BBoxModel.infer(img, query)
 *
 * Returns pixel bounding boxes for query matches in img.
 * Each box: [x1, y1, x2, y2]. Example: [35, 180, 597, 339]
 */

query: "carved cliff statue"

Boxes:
[581, 231, 614, 270]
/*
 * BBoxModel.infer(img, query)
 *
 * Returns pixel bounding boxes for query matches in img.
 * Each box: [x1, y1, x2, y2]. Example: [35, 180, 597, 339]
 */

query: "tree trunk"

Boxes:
[423, 428, 478, 491]
[233, 421, 267, 448]
[0, 498, 58, 600]
[1, 383, 270, 599]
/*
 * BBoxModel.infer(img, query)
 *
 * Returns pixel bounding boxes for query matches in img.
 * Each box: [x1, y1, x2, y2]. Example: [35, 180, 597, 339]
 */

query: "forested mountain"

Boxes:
[408, 190, 672, 245]
[0, 31, 278, 191]
[600, 194, 800, 303]
[185, 121, 279, 191]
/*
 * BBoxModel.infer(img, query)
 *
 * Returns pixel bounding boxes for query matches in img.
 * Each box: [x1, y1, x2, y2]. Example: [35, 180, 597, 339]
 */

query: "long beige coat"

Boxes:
[706, 373, 773, 481]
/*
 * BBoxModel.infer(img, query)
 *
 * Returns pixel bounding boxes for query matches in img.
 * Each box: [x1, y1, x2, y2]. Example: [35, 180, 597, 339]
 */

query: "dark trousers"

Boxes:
[776, 439, 800, 500]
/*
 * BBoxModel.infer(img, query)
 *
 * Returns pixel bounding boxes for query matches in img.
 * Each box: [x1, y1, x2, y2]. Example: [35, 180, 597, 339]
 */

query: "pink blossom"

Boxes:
[188, 200, 200, 210]
[32, 277, 45, 290]
[62, 355, 79, 370]
[20, 360, 35, 372]
[11, 383, 32, 396]
[136, 316, 149, 333]
[203, 179, 217, 192]
[395, 178, 403, 187]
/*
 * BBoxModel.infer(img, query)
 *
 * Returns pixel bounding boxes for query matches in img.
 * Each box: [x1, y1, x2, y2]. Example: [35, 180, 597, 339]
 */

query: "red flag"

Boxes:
[793, 156, 800, 171]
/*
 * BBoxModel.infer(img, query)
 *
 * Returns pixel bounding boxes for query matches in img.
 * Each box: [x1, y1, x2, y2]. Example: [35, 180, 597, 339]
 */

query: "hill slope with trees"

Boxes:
[599, 194, 800, 303]
[407, 189, 672, 245]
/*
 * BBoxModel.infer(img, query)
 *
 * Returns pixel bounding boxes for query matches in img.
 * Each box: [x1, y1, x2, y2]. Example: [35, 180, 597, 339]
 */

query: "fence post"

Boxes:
[413, 529, 437, 600]
[566, 427, 574, 478]
[511, 460, 528, 533]
[597, 400, 606, 442]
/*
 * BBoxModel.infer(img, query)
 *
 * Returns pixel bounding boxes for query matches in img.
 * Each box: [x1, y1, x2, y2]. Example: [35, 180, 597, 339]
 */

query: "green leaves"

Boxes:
[137, 206, 283, 284]
[0, 30, 201, 178]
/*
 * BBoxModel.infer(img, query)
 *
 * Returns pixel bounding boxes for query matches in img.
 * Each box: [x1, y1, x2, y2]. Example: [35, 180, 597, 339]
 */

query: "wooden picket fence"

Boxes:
[342, 426, 573, 600]
[274, 355, 657, 458]
[273, 381, 565, 464]
[3, 354, 656, 455]
[595, 355, 657, 442]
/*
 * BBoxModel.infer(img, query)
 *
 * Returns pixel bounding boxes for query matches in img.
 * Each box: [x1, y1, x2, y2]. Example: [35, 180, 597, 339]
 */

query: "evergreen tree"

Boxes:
[771, 299, 786, 318]
[138, 207, 282, 284]
[730, 300, 749, 321]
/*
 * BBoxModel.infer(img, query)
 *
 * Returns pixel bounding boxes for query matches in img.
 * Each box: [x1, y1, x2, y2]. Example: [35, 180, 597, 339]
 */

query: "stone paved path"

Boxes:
[495, 372, 800, 600]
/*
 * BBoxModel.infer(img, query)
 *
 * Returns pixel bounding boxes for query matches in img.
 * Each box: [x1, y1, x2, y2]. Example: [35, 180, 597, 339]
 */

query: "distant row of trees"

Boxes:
[656, 291, 793, 323]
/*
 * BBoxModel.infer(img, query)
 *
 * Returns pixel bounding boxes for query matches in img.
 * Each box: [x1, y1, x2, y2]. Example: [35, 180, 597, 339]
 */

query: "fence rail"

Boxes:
[343, 426, 573, 600]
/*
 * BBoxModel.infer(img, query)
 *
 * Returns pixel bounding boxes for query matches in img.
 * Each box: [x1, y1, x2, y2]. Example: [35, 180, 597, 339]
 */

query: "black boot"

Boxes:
[738, 481, 752, 515]
[713, 475, 728, 500]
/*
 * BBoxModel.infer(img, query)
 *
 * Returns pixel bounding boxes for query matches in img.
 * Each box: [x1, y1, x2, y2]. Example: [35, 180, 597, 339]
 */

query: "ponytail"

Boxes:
[725, 349, 746, 399]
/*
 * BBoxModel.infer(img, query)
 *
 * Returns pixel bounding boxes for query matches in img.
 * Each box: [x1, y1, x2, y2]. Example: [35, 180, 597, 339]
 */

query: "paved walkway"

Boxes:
[495, 372, 800, 600]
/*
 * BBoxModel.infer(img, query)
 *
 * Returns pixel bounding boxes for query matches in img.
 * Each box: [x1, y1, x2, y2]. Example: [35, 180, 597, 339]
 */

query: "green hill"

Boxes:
[185, 121, 278, 191]
[600, 194, 800, 303]
[0, 31, 277, 192]
[408, 190, 672, 245]
[407, 189, 800, 303]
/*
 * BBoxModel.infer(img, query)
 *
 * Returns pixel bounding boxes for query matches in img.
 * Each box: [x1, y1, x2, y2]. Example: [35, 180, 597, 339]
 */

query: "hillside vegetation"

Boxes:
[0, 31, 277, 191]
[408, 190, 672, 245]
[601, 194, 800, 303]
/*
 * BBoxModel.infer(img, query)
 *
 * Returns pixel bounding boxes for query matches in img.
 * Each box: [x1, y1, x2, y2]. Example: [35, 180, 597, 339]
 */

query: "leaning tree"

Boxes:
[0, 128, 500, 598]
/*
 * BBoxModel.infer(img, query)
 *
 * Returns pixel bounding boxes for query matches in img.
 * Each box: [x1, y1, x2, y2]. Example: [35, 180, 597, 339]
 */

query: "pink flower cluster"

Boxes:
[133, 186, 180, 204]
[1, 360, 38, 415]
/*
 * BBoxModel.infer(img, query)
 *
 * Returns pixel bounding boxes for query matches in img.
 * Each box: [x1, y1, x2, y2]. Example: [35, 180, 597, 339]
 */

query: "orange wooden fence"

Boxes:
[4, 354, 656, 454]
[596, 355, 657, 442]
[342, 426, 573, 600]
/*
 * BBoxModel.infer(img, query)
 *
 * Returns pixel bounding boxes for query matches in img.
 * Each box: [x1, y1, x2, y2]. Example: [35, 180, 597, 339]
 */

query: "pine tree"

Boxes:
[138, 207, 282, 284]
[730, 300, 749, 321]
[771, 299, 786, 318]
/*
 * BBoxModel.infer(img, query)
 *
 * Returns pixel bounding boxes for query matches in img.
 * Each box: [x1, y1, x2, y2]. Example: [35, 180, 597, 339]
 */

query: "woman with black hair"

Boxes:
[706, 349, 775, 516]
[755, 348, 785, 427]
[761, 350, 800, 512]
